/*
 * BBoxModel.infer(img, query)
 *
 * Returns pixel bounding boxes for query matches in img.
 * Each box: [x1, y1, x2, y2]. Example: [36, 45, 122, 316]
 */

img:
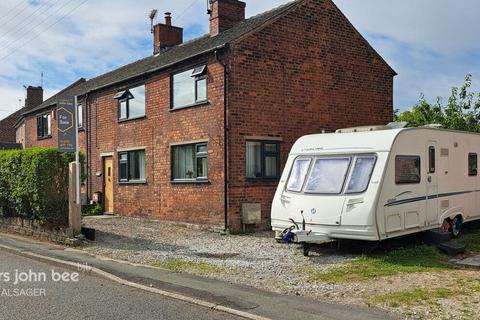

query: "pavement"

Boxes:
[0, 250, 242, 320]
[456, 254, 480, 268]
[0, 232, 398, 320]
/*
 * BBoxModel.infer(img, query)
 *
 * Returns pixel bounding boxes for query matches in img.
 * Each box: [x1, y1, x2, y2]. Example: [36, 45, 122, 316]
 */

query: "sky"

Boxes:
[0, 0, 479, 121]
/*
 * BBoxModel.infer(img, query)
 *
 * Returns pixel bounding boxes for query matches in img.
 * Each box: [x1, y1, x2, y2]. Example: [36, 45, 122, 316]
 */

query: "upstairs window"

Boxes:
[172, 65, 207, 109]
[246, 141, 280, 179]
[118, 150, 146, 182]
[115, 85, 145, 121]
[77, 104, 83, 128]
[37, 112, 51, 138]
[172, 142, 208, 181]
[469, 153, 478, 176]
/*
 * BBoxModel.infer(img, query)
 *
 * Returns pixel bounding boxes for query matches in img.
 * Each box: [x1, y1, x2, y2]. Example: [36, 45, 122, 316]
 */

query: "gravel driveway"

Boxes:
[81, 216, 354, 297]
[81, 216, 480, 319]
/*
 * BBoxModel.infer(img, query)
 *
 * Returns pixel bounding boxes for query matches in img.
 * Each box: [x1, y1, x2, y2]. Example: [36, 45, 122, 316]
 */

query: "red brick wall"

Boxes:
[226, 0, 395, 230]
[86, 56, 226, 227]
[25, 108, 57, 148]
[0, 109, 22, 143]
[24, 107, 86, 153]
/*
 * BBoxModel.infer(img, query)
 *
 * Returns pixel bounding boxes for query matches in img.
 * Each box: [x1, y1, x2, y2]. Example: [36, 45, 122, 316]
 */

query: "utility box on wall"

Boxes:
[242, 203, 261, 225]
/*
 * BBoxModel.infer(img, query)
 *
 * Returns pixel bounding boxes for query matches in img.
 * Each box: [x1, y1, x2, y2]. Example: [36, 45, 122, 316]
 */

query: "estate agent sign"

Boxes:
[57, 94, 77, 153]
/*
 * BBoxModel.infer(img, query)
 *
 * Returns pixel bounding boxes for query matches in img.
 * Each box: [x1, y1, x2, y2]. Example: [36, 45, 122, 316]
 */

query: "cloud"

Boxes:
[1, 0, 480, 119]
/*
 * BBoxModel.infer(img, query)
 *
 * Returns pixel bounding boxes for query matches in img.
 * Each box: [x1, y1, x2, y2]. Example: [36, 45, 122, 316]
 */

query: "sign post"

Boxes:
[57, 94, 80, 204]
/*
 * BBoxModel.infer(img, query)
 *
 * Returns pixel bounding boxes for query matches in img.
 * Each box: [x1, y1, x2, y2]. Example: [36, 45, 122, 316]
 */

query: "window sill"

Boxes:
[118, 115, 146, 123]
[170, 100, 210, 112]
[119, 180, 147, 185]
[246, 178, 280, 183]
[170, 179, 211, 185]
[37, 135, 52, 141]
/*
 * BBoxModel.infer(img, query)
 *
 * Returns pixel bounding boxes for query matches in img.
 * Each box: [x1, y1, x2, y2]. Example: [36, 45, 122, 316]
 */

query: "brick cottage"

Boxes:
[71, 0, 396, 231]
[21, 79, 87, 152]
[2, 0, 395, 231]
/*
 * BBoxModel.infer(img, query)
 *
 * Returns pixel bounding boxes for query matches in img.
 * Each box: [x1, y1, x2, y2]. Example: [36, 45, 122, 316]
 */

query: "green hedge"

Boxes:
[0, 148, 83, 226]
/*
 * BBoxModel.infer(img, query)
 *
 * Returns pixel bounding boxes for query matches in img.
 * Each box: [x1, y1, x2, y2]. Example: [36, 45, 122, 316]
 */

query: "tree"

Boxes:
[395, 74, 480, 132]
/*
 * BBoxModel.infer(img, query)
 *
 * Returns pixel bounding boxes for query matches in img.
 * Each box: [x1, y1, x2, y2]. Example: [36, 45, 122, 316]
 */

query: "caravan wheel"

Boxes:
[451, 216, 463, 238]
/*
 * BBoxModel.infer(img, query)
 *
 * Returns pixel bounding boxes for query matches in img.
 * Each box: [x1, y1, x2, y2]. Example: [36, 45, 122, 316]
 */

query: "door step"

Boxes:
[423, 229, 451, 245]
[437, 241, 466, 256]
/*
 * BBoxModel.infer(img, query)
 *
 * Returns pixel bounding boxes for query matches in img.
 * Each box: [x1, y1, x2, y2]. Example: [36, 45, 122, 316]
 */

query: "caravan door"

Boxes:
[426, 142, 439, 224]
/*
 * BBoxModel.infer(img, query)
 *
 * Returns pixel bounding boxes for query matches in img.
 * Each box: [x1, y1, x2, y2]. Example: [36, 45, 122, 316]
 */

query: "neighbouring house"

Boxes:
[0, 86, 43, 149]
[21, 79, 86, 151]
[70, 0, 395, 231]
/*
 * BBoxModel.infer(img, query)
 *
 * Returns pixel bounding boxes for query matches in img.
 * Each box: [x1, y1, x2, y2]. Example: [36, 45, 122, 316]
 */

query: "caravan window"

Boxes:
[395, 156, 421, 184]
[286, 158, 311, 192]
[305, 158, 350, 194]
[346, 156, 376, 194]
[469, 153, 478, 176]
[428, 146, 435, 173]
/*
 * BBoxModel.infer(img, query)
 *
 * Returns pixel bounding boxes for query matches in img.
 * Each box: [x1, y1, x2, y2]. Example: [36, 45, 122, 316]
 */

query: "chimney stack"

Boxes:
[24, 86, 43, 111]
[209, 0, 246, 37]
[153, 12, 183, 54]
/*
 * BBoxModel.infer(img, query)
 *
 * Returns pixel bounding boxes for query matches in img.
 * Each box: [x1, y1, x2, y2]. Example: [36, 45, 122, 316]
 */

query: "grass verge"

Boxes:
[307, 245, 454, 283]
[368, 287, 463, 308]
[457, 227, 480, 252]
[145, 257, 228, 274]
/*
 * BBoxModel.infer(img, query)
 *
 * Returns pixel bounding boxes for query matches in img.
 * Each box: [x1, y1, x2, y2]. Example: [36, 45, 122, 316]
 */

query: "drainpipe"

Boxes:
[215, 45, 230, 231]
[84, 93, 90, 202]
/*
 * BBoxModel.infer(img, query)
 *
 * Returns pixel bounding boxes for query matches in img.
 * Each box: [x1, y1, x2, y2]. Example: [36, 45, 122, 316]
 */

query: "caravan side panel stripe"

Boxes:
[384, 190, 477, 207]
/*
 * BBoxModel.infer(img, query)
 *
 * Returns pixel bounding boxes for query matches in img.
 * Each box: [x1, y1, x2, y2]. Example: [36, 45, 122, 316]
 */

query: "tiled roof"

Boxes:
[23, 78, 86, 116]
[0, 109, 23, 143]
[72, 0, 302, 95]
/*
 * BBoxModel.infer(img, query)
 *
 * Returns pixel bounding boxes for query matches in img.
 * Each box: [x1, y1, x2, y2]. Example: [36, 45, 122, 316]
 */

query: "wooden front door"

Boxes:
[104, 157, 114, 213]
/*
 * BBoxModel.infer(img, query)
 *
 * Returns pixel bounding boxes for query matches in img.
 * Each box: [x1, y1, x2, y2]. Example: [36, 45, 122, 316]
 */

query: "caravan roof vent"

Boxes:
[335, 122, 409, 134]
[387, 122, 408, 129]
[335, 125, 389, 133]
[421, 123, 442, 129]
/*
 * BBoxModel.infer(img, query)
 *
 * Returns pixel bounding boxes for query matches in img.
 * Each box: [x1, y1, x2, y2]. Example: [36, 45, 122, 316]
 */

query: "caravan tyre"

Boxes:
[451, 216, 463, 238]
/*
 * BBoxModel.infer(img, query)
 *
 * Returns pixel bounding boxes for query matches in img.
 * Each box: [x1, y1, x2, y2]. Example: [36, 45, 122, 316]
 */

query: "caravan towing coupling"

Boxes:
[271, 124, 480, 255]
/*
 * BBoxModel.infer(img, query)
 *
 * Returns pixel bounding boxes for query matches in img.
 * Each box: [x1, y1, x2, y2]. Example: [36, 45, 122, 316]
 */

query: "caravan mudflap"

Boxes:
[292, 229, 331, 244]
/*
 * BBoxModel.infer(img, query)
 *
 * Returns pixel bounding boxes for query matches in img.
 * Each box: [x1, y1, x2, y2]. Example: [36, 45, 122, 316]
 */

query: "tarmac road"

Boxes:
[0, 249, 241, 320]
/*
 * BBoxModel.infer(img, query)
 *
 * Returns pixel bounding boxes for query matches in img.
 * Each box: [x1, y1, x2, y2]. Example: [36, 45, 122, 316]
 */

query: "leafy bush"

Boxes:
[395, 74, 480, 132]
[0, 148, 83, 226]
[81, 203, 102, 216]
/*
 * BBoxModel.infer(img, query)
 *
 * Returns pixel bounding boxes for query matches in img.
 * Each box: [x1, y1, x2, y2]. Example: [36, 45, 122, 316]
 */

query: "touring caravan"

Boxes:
[271, 126, 480, 252]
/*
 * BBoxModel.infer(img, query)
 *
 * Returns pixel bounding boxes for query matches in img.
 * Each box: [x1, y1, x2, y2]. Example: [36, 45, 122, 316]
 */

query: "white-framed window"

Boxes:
[172, 65, 207, 109]
[77, 104, 83, 128]
[172, 142, 208, 181]
[118, 149, 146, 182]
[37, 112, 51, 138]
[115, 84, 146, 120]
